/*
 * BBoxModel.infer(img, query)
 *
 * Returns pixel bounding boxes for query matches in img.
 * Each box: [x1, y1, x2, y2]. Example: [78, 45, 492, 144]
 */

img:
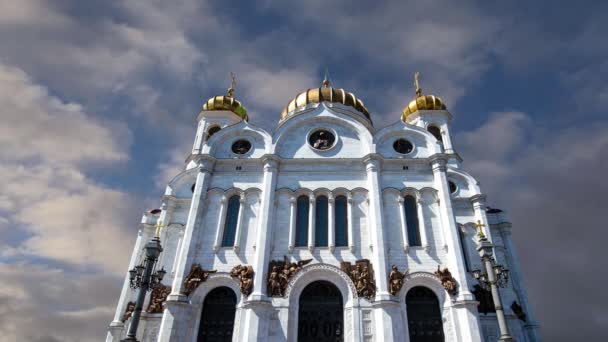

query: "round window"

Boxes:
[308, 129, 336, 150]
[393, 139, 414, 154]
[231, 140, 252, 155]
[449, 181, 457, 194]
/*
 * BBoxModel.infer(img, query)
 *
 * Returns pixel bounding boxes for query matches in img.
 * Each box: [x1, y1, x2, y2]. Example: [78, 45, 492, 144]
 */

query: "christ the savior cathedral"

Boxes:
[106, 74, 541, 342]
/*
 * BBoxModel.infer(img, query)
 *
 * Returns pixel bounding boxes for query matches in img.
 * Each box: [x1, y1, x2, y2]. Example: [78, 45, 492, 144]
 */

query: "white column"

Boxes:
[397, 196, 409, 252]
[308, 195, 315, 251]
[328, 193, 335, 252]
[212, 195, 228, 251]
[416, 195, 429, 250]
[288, 196, 296, 253]
[441, 123, 455, 154]
[347, 193, 354, 251]
[158, 158, 214, 342]
[431, 157, 482, 341]
[233, 193, 246, 252]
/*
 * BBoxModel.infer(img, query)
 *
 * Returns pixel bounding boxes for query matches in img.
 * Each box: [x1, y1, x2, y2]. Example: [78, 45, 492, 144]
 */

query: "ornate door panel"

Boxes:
[298, 281, 343, 342]
[406, 286, 445, 342]
[197, 287, 237, 342]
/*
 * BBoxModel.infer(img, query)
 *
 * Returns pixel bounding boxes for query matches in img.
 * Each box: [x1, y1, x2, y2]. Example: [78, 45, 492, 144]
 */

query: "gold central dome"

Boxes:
[201, 72, 248, 121]
[280, 79, 371, 122]
[401, 72, 447, 122]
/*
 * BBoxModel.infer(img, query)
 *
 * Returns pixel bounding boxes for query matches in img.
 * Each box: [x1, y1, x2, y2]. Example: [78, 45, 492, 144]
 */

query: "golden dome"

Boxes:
[201, 72, 248, 121]
[280, 79, 371, 122]
[401, 72, 447, 121]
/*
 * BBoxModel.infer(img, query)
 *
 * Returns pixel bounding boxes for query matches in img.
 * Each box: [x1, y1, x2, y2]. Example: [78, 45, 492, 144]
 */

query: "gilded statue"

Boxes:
[435, 265, 458, 296]
[267, 256, 312, 297]
[388, 265, 408, 296]
[231, 264, 254, 296]
[183, 264, 217, 295]
[341, 259, 376, 299]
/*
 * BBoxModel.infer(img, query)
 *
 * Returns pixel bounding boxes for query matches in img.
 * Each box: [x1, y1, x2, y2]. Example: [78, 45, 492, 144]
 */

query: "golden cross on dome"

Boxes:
[475, 220, 486, 239]
[414, 71, 422, 96]
[228, 72, 236, 97]
[154, 222, 163, 238]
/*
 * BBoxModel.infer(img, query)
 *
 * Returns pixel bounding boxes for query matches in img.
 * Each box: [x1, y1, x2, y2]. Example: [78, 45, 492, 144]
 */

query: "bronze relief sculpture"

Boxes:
[147, 284, 171, 313]
[341, 259, 376, 299]
[267, 256, 312, 297]
[231, 264, 254, 296]
[183, 263, 217, 295]
[122, 301, 136, 322]
[388, 265, 408, 296]
[435, 265, 458, 296]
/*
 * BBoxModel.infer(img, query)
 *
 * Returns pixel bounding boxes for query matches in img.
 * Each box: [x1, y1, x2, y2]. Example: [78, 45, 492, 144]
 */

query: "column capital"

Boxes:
[362, 153, 383, 171]
[430, 155, 447, 171]
[261, 154, 280, 170]
[239, 193, 246, 204]
[470, 194, 487, 206]
[195, 155, 216, 172]
[397, 196, 405, 204]
[289, 196, 296, 204]
[220, 195, 227, 204]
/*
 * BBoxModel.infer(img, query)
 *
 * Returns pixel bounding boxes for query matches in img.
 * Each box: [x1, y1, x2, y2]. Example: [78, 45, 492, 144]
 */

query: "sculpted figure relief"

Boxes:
[341, 259, 376, 299]
[231, 264, 254, 296]
[267, 256, 312, 297]
[147, 284, 171, 313]
[122, 301, 136, 322]
[435, 265, 458, 296]
[388, 265, 408, 296]
[183, 264, 217, 295]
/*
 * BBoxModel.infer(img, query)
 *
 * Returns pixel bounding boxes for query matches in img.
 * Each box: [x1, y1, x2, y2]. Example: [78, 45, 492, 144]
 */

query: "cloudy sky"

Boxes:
[0, 0, 606, 340]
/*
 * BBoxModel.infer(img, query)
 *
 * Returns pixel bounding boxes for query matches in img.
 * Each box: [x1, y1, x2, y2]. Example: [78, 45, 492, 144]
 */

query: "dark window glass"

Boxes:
[448, 181, 457, 194]
[295, 196, 309, 247]
[231, 140, 251, 154]
[315, 196, 328, 246]
[406, 286, 445, 342]
[404, 195, 421, 246]
[221, 195, 240, 246]
[308, 130, 335, 150]
[197, 286, 237, 342]
[335, 196, 348, 247]
[459, 229, 471, 272]
[207, 126, 221, 138]
[393, 138, 414, 154]
[428, 125, 443, 143]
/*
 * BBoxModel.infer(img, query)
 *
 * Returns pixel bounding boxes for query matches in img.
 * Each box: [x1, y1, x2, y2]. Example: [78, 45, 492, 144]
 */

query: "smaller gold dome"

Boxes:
[401, 94, 447, 120]
[202, 95, 248, 121]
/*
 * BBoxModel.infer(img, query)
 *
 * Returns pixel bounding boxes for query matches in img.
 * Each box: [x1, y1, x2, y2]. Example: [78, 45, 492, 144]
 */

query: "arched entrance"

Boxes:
[298, 280, 343, 342]
[406, 286, 445, 342]
[197, 286, 237, 342]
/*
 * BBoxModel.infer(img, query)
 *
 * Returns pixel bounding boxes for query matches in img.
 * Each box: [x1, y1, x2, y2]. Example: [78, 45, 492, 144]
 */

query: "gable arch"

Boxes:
[374, 120, 442, 158]
[204, 120, 271, 158]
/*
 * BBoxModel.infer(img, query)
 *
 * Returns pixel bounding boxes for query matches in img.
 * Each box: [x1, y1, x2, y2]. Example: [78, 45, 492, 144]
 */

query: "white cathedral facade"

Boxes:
[106, 76, 541, 342]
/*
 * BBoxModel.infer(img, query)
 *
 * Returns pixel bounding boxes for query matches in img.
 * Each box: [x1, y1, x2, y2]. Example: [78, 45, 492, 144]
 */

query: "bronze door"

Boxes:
[197, 287, 237, 342]
[406, 286, 445, 342]
[298, 281, 343, 342]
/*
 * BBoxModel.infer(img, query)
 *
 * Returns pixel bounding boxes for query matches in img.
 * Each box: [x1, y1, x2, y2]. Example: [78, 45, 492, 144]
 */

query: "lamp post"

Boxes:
[471, 220, 513, 342]
[122, 225, 166, 342]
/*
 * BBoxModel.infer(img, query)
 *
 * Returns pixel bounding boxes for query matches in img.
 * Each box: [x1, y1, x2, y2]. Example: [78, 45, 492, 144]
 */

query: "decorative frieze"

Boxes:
[267, 256, 312, 297]
[341, 259, 376, 299]
[435, 265, 458, 296]
[388, 265, 408, 296]
[122, 301, 135, 322]
[231, 264, 254, 296]
[183, 264, 217, 295]
[147, 285, 171, 313]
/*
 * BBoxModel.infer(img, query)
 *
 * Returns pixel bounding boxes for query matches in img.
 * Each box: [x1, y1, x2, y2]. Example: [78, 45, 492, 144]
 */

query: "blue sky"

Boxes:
[0, 0, 607, 340]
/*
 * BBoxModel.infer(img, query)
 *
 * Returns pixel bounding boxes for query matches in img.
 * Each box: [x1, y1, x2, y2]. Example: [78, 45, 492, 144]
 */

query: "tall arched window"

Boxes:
[459, 228, 471, 271]
[404, 195, 421, 246]
[295, 195, 309, 247]
[335, 195, 348, 247]
[428, 125, 443, 143]
[315, 196, 328, 246]
[221, 195, 240, 247]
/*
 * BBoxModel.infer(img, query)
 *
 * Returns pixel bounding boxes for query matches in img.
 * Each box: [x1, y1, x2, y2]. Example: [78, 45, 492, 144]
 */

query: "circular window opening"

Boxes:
[231, 140, 252, 155]
[308, 129, 336, 150]
[448, 181, 457, 194]
[207, 125, 221, 138]
[428, 125, 443, 143]
[393, 139, 414, 154]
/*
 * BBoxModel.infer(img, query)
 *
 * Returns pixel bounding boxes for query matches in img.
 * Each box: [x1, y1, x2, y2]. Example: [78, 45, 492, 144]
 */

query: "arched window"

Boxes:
[207, 125, 221, 139]
[221, 195, 240, 247]
[295, 195, 309, 247]
[459, 228, 471, 271]
[428, 125, 443, 143]
[406, 286, 445, 342]
[404, 195, 421, 246]
[315, 196, 328, 246]
[298, 281, 343, 341]
[197, 286, 237, 342]
[335, 195, 348, 247]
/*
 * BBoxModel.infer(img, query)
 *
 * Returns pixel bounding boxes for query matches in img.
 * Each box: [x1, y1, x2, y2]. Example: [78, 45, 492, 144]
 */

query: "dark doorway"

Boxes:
[406, 286, 445, 342]
[197, 287, 237, 342]
[298, 281, 343, 342]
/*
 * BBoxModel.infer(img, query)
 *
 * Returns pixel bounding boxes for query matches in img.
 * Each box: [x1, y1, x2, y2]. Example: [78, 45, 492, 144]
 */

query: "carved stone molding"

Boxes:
[122, 301, 136, 322]
[183, 264, 217, 296]
[267, 256, 312, 297]
[341, 259, 376, 299]
[435, 265, 458, 296]
[230, 264, 254, 296]
[284, 263, 357, 299]
[147, 284, 171, 313]
[388, 265, 408, 296]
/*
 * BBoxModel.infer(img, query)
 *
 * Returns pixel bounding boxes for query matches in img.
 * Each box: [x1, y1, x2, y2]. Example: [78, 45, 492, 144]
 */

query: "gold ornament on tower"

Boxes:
[402, 72, 447, 122]
[202, 72, 248, 120]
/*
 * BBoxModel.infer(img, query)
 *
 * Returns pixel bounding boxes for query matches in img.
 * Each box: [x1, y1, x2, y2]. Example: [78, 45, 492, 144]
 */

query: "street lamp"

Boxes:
[471, 220, 513, 342]
[122, 224, 166, 342]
